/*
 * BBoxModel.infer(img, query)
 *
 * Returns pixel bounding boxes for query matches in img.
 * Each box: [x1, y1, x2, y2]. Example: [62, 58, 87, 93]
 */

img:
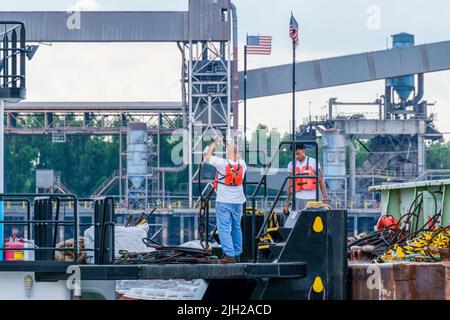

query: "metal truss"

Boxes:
[5, 110, 182, 213]
[183, 40, 232, 208]
[5, 112, 182, 135]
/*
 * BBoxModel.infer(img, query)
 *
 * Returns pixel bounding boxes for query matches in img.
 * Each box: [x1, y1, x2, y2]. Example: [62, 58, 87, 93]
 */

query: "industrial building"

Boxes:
[1, 0, 450, 301]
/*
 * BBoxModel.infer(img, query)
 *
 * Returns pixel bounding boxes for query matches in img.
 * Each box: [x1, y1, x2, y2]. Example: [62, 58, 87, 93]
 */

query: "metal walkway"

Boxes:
[0, 261, 307, 281]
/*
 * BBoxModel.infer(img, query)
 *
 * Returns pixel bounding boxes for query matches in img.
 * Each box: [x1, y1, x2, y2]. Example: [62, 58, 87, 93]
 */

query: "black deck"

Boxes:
[0, 261, 72, 272]
[0, 261, 307, 282]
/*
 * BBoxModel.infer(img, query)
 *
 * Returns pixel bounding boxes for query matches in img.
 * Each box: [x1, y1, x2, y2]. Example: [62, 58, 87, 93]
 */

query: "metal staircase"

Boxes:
[258, 225, 291, 261]
[91, 170, 120, 197]
[249, 141, 320, 262]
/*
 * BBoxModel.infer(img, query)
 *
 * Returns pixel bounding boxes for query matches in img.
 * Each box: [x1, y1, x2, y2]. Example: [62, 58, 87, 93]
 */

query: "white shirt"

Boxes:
[206, 156, 247, 204]
[287, 156, 320, 200]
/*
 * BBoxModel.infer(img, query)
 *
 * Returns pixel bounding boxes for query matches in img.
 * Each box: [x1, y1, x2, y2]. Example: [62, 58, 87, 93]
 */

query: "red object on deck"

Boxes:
[376, 215, 399, 231]
[4, 241, 25, 261]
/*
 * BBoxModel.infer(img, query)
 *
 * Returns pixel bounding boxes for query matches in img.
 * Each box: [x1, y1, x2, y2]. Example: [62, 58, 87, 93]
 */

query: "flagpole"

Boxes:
[244, 44, 248, 184]
[292, 37, 297, 212]
[244, 42, 253, 261]
[243, 44, 248, 208]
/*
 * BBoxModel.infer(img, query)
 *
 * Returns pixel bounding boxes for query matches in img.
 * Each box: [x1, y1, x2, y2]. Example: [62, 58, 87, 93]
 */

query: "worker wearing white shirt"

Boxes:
[284, 143, 328, 212]
[204, 139, 247, 264]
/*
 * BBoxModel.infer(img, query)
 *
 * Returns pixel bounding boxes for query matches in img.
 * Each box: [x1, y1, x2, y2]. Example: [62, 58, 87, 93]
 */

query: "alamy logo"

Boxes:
[66, 265, 81, 292]
[366, 265, 391, 298]
[66, 0, 101, 30]
[66, 11, 82, 30]
[366, 5, 381, 30]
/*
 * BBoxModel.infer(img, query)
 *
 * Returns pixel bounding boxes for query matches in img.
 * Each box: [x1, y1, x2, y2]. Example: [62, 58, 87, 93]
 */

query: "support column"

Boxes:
[384, 84, 391, 120]
[162, 172, 165, 209]
[328, 98, 336, 120]
[348, 137, 356, 205]
[6, 112, 10, 129]
[119, 117, 123, 207]
[417, 120, 426, 174]
[162, 215, 169, 246]
[157, 114, 162, 206]
[194, 212, 198, 240]
[187, 41, 193, 208]
[179, 215, 184, 245]
[83, 112, 89, 128]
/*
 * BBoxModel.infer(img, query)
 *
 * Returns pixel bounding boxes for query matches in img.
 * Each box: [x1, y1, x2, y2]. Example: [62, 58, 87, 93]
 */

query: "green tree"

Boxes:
[427, 142, 450, 170]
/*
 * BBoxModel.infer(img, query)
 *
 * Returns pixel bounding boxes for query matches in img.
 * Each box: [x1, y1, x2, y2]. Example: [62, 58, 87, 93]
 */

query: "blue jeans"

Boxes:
[215, 202, 243, 257]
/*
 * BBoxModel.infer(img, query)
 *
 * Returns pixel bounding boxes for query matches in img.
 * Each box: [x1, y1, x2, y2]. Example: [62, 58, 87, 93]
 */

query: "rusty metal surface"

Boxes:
[349, 262, 450, 300]
[446, 264, 450, 300]
[349, 263, 395, 300]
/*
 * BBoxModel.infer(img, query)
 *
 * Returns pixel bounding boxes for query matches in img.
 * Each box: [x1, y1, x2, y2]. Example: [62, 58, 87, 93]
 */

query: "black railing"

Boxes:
[198, 187, 215, 250]
[2, 198, 31, 238]
[196, 140, 320, 260]
[0, 193, 79, 262]
[93, 197, 115, 265]
[0, 194, 115, 265]
[0, 21, 26, 100]
[249, 141, 320, 262]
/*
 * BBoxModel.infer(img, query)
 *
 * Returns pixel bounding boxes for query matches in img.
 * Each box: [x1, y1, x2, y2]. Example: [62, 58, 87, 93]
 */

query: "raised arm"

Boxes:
[204, 135, 223, 162]
[204, 141, 218, 162]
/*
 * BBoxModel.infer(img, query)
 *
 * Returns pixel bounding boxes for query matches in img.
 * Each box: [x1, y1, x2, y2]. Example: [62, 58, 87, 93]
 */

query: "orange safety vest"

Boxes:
[213, 162, 243, 190]
[289, 157, 317, 192]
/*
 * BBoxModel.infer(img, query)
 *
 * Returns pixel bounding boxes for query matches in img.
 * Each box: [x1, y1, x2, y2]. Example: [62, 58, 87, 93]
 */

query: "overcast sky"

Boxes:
[2, 0, 450, 139]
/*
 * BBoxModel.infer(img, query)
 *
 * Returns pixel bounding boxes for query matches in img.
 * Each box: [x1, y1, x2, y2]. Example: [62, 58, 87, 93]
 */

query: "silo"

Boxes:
[127, 122, 148, 207]
[387, 33, 415, 102]
[322, 129, 347, 200]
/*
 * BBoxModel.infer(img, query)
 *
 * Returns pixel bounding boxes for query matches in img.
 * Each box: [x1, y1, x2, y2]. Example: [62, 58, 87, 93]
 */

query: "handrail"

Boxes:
[414, 169, 450, 182]
[356, 168, 417, 179]
[249, 141, 294, 261]
[91, 170, 120, 197]
[0, 193, 79, 262]
[200, 187, 214, 249]
[253, 174, 318, 241]
[249, 140, 319, 201]
[249, 140, 320, 262]
[2, 198, 31, 238]
[0, 22, 26, 91]
[197, 162, 216, 251]
[0, 195, 116, 265]
[250, 141, 293, 201]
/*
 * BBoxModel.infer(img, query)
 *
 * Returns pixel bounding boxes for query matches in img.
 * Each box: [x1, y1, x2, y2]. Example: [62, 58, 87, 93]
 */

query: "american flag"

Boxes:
[246, 35, 272, 55]
[289, 13, 299, 46]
